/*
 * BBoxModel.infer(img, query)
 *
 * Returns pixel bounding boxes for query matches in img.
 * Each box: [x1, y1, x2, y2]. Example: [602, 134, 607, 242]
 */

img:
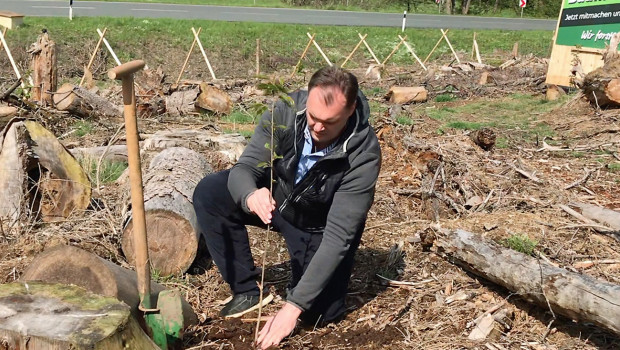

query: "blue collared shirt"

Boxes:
[294, 127, 336, 184]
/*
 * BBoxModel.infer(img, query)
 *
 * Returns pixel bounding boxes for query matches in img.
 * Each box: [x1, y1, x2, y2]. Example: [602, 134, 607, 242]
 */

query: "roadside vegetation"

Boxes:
[82, 0, 560, 18]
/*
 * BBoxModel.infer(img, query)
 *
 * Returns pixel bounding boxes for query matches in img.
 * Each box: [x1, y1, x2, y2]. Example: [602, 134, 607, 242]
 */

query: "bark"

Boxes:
[29, 31, 57, 107]
[21, 245, 198, 328]
[0, 281, 159, 350]
[431, 228, 620, 335]
[0, 120, 91, 224]
[53, 83, 121, 118]
[122, 147, 212, 276]
[385, 86, 428, 104]
[469, 127, 496, 151]
[165, 87, 200, 117]
[570, 202, 620, 230]
[461, 0, 471, 14]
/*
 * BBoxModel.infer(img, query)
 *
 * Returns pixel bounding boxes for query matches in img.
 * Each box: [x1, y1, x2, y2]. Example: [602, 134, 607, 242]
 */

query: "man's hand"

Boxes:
[256, 302, 302, 349]
[246, 188, 276, 224]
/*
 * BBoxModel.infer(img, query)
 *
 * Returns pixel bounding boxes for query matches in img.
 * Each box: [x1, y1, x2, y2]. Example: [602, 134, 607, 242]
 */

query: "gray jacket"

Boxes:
[228, 89, 381, 310]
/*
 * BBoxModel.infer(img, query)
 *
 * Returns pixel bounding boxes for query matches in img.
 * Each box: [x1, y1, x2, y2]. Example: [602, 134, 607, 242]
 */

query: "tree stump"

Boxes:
[29, 31, 57, 107]
[122, 147, 212, 276]
[582, 33, 620, 107]
[0, 119, 91, 224]
[53, 83, 121, 118]
[21, 245, 198, 328]
[0, 281, 159, 349]
[469, 127, 496, 151]
[431, 228, 620, 335]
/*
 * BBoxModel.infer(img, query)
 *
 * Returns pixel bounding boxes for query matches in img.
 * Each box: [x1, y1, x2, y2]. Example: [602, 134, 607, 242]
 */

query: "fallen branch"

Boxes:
[564, 168, 596, 190]
[0, 78, 22, 101]
[376, 274, 434, 287]
[559, 204, 619, 241]
[509, 162, 541, 183]
[432, 228, 620, 335]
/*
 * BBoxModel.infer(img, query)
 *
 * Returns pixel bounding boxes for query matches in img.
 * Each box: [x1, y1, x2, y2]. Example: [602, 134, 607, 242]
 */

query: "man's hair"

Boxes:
[308, 66, 358, 108]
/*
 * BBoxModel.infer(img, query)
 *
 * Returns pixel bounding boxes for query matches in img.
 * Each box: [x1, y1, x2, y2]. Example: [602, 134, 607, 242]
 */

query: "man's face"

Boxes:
[306, 86, 356, 149]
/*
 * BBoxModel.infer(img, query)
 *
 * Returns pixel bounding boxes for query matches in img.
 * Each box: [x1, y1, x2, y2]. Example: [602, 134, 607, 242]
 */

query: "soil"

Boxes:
[1, 40, 619, 350]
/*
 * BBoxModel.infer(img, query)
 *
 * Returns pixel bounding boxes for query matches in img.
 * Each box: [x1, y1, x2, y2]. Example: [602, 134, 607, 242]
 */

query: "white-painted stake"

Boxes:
[192, 27, 216, 80]
[69, 0, 73, 20]
[97, 28, 121, 66]
[401, 11, 407, 32]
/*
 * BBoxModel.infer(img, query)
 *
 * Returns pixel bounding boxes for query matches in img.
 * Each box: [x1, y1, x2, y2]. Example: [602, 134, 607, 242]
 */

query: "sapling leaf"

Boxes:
[250, 103, 268, 118]
[264, 142, 271, 149]
[257, 161, 269, 168]
[279, 94, 295, 107]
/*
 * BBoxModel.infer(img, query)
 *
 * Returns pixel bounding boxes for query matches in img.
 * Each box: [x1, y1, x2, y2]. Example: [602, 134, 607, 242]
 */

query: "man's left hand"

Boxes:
[256, 302, 302, 349]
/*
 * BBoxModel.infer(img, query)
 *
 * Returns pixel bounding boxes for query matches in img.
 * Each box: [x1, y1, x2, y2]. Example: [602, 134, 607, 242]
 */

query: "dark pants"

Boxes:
[192, 170, 361, 323]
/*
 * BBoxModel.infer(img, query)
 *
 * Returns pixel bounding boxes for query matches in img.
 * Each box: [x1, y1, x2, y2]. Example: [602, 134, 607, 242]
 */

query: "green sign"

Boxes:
[556, 0, 620, 48]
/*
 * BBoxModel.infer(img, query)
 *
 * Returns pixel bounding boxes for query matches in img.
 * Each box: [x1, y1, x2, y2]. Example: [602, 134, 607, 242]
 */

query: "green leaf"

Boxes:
[264, 142, 271, 149]
[249, 103, 268, 118]
[257, 162, 269, 168]
[279, 94, 295, 107]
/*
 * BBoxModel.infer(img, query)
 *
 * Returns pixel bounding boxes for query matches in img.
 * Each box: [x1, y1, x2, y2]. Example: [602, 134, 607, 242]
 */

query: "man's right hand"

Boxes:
[246, 188, 276, 224]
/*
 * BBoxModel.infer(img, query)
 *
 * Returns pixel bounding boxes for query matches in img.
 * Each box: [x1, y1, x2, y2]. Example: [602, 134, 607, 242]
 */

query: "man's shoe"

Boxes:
[220, 293, 274, 318]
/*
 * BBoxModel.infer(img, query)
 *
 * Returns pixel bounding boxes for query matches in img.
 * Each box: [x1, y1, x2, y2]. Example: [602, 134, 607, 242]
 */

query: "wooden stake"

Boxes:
[0, 27, 6, 54]
[307, 32, 332, 66]
[441, 29, 460, 64]
[382, 35, 407, 65]
[423, 29, 449, 64]
[358, 33, 381, 65]
[176, 27, 202, 85]
[341, 33, 367, 68]
[256, 38, 260, 76]
[473, 37, 482, 64]
[0, 27, 23, 87]
[192, 27, 216, 80]
[398, 35, 426, 71]
[80, 27, 107, 86]
[97, 28, 121, 66]
[291, 33, 315, 78]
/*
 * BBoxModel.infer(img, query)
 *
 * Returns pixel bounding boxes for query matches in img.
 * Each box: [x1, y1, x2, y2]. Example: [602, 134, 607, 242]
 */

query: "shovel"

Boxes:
[109, 60, 187, 349]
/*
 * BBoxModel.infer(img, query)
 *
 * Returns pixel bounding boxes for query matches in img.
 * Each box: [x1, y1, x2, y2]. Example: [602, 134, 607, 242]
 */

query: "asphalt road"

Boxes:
[0, 0, 556, 30]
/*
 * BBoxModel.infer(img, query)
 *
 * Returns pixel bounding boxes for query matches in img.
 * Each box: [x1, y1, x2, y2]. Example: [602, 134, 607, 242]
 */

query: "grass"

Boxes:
[608, 163, 620, 172]
[396, 116, 414, 125]
[435, 94, 458, 102]
[81, 158, 128, 184]
[501, 233, 537, 256]
[79, 0, 556, 18]
[3, 17, 553, 80]
[73, 120, 95, 137]
[425, 93, 566, 142]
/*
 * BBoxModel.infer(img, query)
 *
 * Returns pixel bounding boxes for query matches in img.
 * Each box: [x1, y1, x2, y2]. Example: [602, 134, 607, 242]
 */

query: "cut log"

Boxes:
[195, 82, 232, 115]
[53, 83, 121, 118]
[122, 147, 212, 276]
[469, 127, 496, 151]
[385, 86, 428, 104]
[0, 119, 91, 224]
[431, 228, 620, 335]
[478, 71, 489, 85]
[21, 245, 198, 328]
[165, 87, 200, 117]
[29, 31, 57, 107]
[142, 128, 247, 162]
[0, 281, 159, 349]
[69, 144, 129, 163]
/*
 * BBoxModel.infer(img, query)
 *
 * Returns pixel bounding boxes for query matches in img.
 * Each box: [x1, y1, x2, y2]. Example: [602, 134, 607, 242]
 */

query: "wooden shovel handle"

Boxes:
[108, 60, 145, 80]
